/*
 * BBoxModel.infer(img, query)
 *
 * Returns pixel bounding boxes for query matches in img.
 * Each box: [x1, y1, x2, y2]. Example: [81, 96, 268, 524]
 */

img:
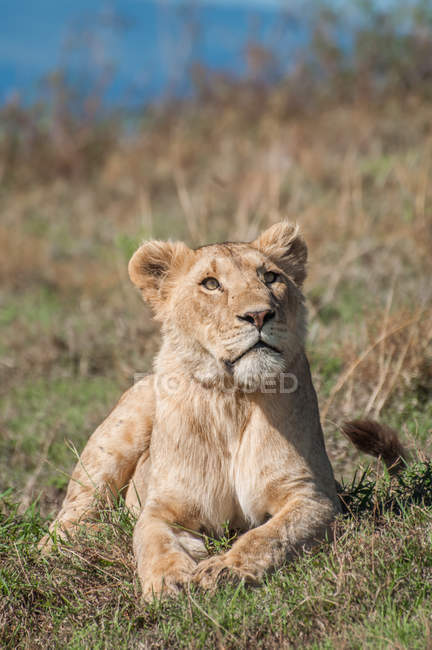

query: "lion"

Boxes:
[39, 222, 407, 600]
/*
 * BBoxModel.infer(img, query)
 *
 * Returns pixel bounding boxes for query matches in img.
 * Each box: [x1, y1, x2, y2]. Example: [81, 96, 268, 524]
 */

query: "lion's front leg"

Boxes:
[193, 493, 338, 590]
[134, 501, 207, 601]
[39, 377, 155, 552]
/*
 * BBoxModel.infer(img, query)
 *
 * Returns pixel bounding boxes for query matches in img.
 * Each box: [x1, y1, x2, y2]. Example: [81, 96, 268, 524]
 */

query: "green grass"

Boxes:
[0, 286, 62, 330]
[1, 465, 431, 649]
[0, 376, 120, 500]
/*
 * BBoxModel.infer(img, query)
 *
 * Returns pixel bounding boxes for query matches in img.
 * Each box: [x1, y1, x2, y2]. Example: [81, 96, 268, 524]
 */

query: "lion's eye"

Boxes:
[263, 271, 279, 284]
[201, 277, 220, 291]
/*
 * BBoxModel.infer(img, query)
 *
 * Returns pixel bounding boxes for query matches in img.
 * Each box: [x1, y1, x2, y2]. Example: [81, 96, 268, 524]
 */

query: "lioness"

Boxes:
[40, 222, 406, 599]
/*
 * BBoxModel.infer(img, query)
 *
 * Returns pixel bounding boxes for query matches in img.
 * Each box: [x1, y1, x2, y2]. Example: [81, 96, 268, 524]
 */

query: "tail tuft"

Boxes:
[341, 419, 408, 474]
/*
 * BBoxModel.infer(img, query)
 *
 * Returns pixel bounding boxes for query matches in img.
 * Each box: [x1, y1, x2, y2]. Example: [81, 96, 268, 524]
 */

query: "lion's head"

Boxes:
[129, 222, 307, 391]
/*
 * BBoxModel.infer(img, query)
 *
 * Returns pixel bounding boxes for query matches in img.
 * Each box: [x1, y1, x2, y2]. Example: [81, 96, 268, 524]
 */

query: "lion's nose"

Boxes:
[238, 309, 275, 331]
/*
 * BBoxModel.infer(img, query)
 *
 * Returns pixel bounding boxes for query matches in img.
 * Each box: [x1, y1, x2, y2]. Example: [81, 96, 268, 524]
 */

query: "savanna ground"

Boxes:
[1, 17, 432, 645]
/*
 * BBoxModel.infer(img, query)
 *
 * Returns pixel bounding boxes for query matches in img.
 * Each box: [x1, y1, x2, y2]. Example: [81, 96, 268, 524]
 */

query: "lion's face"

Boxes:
[129, 222, 307, 390]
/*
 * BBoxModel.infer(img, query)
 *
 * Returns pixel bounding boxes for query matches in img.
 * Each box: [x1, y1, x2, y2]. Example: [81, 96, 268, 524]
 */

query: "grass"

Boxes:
[1, 37, 432, 646]
[1, 466, 431, 648]
[0, 376, 119, 500]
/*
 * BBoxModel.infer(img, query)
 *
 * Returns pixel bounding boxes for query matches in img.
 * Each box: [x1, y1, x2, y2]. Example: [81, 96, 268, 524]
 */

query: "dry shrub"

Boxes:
[322, 309, 432, 421]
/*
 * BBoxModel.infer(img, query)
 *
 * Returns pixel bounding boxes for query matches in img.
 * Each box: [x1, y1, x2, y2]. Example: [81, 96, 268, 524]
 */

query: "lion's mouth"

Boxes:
[225, 340, 281, 368]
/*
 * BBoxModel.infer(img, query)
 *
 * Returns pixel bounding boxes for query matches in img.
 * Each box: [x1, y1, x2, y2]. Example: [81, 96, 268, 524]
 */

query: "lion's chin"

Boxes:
[233, 348, 286, 392]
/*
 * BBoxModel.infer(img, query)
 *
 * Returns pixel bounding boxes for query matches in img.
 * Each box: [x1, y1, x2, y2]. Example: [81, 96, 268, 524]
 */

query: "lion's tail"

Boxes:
[341, 419, 409, 475]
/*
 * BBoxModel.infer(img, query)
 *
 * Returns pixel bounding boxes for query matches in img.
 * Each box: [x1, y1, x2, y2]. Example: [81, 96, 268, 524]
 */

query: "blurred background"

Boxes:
[1, 0, 431, 512]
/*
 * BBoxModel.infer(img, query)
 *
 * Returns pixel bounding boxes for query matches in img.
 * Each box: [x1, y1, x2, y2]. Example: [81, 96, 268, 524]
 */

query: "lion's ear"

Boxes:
[128, 240, 191, 309]
[252, 221, 307, 286]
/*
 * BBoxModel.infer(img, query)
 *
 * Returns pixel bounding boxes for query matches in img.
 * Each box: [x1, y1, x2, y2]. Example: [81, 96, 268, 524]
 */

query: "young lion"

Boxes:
[39, 222, 407, 599]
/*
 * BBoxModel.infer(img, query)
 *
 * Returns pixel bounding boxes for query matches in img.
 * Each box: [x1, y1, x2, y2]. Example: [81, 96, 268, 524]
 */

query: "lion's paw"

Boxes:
[141, 559, 196, 602]
[192, 553, 261, 590]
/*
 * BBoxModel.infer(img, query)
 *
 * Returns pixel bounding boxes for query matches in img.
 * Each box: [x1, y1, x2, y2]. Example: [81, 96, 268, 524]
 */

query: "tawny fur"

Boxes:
[39, 221, 407, 601]
[342, 420, 408, 475]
